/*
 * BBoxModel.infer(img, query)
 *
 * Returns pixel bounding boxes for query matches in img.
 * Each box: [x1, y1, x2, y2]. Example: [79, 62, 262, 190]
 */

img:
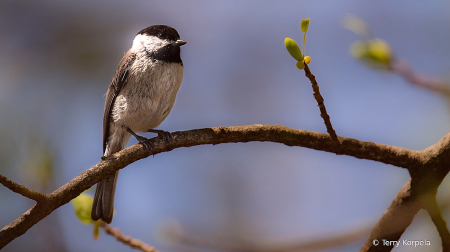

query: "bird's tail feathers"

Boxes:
[91, 129, 130, 223]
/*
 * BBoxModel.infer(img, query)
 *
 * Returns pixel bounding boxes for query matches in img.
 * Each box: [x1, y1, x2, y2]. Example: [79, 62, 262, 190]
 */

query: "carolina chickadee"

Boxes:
[91, 25, 186, 223]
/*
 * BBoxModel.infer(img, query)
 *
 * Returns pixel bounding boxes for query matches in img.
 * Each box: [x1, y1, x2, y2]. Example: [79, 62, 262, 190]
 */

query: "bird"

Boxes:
[91, 25, 186, 223]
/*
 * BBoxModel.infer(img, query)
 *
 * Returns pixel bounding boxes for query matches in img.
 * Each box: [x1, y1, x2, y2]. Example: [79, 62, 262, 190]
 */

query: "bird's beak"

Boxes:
[174, 39, 187, 46]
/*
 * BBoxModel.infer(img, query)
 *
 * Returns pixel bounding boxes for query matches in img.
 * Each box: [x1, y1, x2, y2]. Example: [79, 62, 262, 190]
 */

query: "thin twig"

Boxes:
[101, 222, 159, 252]
[0, 174, 47, 202]
[169, 222, 374, 252]
[303, 64, 340, 145]
[391, 58, 450, 96]
[423, 194, 450, 252]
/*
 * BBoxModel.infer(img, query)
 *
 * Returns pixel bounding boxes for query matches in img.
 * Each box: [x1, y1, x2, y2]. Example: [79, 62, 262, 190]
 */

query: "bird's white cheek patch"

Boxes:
[131, 34, 170, 53]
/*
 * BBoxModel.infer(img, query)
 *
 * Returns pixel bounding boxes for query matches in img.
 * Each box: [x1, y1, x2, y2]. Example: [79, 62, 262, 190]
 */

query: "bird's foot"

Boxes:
[147, 129, 173, 143]
[127, 128, 154, 150]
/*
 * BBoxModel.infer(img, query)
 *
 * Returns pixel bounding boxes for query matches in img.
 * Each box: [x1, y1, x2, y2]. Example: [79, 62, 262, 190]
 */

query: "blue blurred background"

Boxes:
[1, 1, 450, 251]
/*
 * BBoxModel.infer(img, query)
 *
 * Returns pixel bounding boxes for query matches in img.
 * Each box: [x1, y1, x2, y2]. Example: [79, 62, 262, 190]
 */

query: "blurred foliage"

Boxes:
[350, 39, 392, 70]
[71, 192, 103, 240]
[19, 131, 56, 192]
[344, 15, 393, 70]
[72, 193, 95, 225]
[0, 128, 16, 174]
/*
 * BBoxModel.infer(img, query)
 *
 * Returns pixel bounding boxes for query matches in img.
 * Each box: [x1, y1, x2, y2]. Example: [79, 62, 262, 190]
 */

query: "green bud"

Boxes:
[301, 18, 310, 33]
[93, 221, 100, 240]
[350, 39, 392, 69]
[296, 60, 305, 69]
[71, 193, 94, 224]
[285, 38, 303, 61]
[304, 56, 311, 64]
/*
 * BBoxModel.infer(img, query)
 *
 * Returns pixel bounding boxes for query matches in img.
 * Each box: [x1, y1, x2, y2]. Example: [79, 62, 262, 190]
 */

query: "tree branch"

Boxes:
[359, 179, 421, 251]
[422, 194, 450, 251]
[1, 124, 450, 249]
[304, 64, 340, 145]
[167, 222, 374, 251]
[0, 174, 47, 202]
[359, 132, 450, 252]
[101, 222, 159, 252]
[391, 58, 450, 96]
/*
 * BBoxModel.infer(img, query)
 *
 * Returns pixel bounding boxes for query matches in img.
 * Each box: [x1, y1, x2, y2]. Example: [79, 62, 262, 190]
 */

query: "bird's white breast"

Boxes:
[111, 58, 183, 132]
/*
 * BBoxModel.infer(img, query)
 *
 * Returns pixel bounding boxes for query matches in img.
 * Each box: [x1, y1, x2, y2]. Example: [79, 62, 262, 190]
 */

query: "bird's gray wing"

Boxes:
[103, 51, 136, 153]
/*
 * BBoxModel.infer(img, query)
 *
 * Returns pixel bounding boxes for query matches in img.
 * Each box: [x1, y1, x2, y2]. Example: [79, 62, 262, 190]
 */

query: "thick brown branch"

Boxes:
[0, 125, 448, 249]
[304, 64, 340, 145]
[101, 222, 159, 252]
[0, 174, 47, 202]
[359, 179, 421, 252]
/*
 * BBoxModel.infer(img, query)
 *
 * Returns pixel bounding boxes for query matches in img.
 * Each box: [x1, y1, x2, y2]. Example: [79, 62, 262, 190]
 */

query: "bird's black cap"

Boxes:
[137, 25, 180, 41]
